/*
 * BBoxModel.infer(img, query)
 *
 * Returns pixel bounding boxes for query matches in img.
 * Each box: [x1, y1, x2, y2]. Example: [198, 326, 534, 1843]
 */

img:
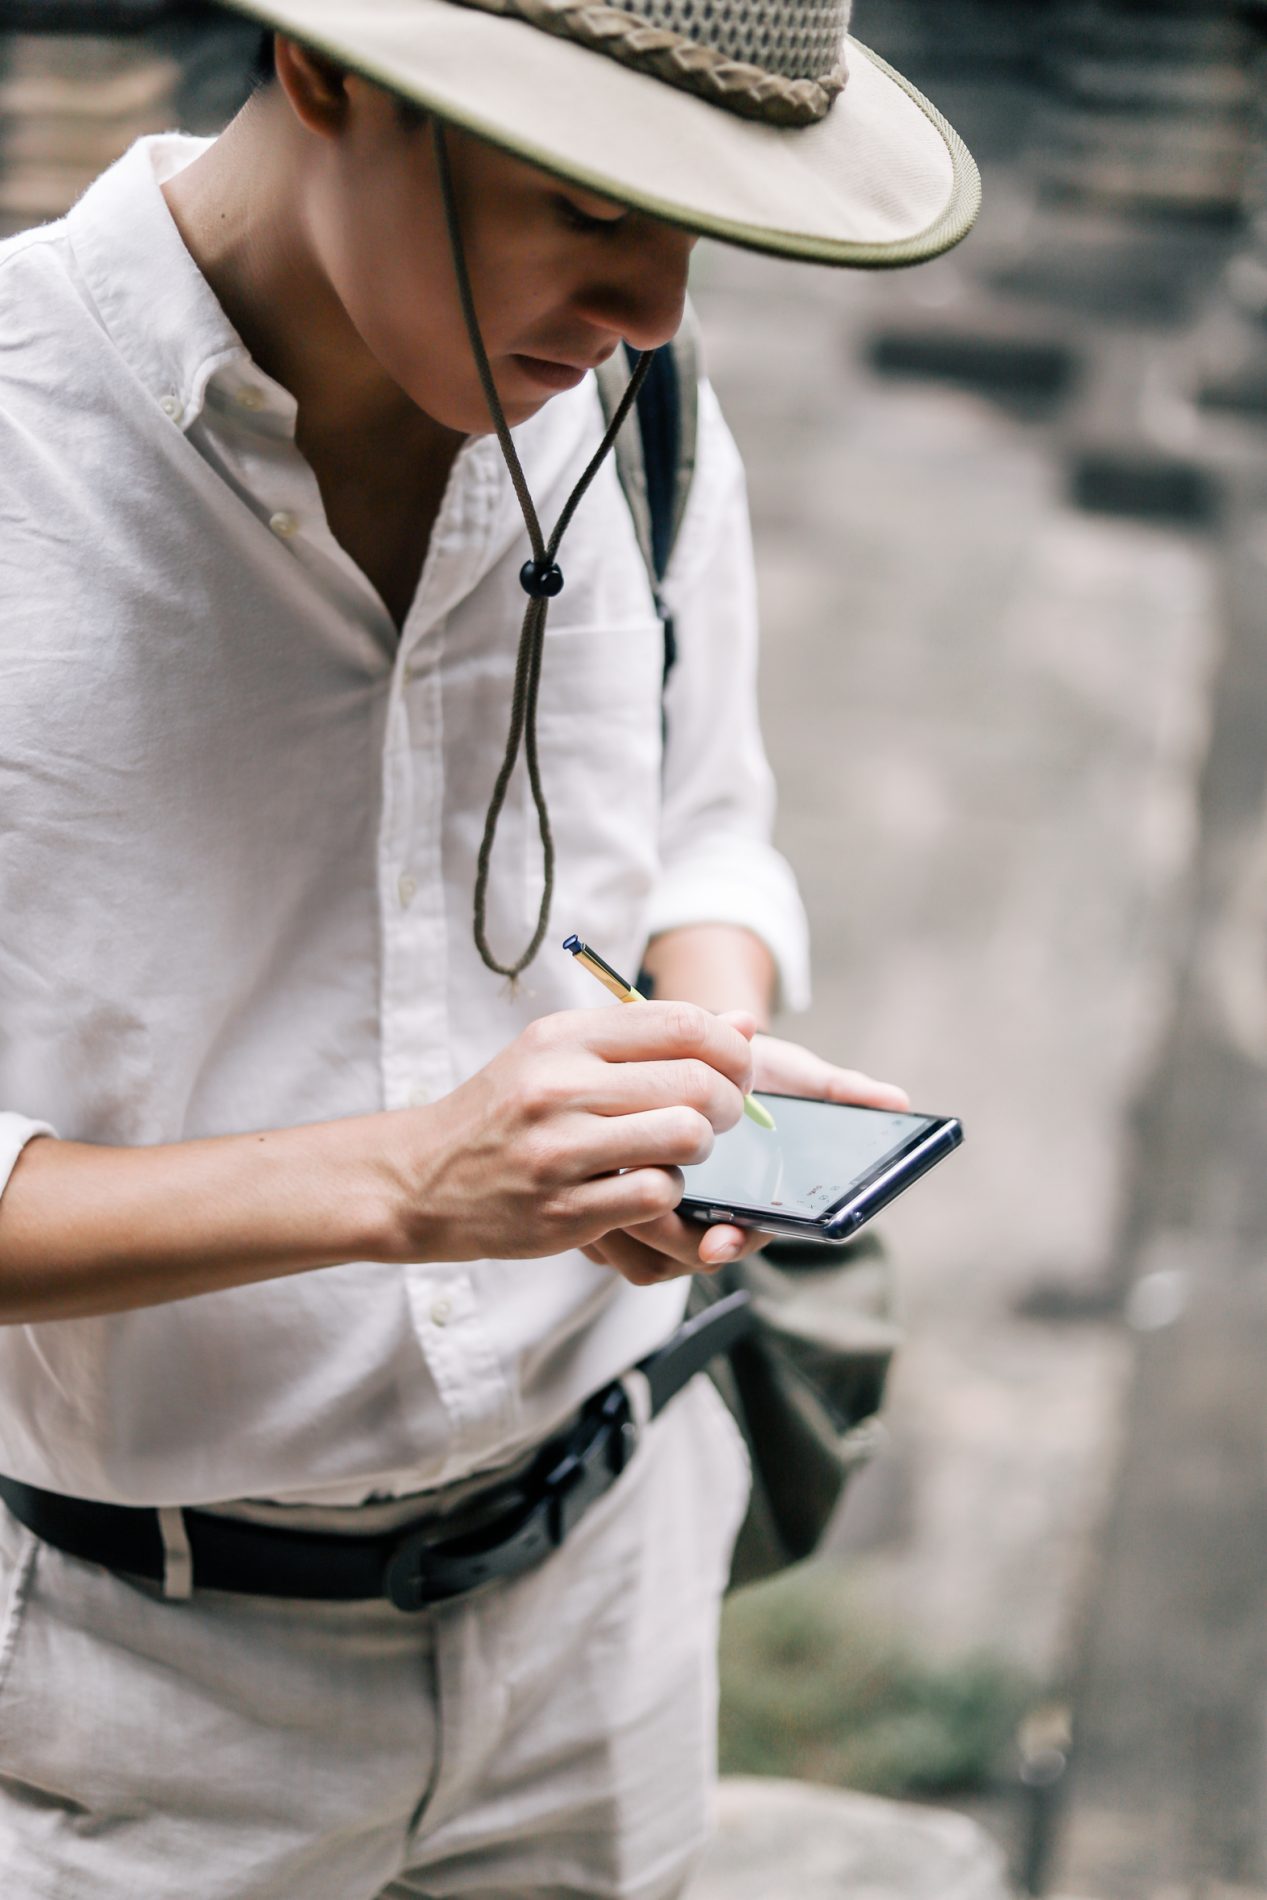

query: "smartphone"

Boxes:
[677, 1093, 963, 1242]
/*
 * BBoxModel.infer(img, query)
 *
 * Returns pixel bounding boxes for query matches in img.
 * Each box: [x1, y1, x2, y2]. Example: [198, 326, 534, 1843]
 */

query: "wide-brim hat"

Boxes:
[220, 0, 980, 268]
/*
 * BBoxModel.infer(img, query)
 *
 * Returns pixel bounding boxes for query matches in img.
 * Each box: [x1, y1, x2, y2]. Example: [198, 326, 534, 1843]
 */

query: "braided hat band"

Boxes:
[449, 0, 850, 126]
[219, 1, 978, 270]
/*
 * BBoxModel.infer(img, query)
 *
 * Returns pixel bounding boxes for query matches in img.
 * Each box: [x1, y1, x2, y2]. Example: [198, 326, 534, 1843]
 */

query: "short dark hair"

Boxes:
[251, 32, 427, 127]
[253, 30, 275, 88]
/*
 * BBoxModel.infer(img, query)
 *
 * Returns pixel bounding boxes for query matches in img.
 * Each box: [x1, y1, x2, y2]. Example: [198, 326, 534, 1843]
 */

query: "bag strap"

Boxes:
[594, 304, 700, 686]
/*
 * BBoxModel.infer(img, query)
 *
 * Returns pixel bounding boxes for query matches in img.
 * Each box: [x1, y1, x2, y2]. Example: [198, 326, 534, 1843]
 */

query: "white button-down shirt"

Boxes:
[0, 135, 809, 1507]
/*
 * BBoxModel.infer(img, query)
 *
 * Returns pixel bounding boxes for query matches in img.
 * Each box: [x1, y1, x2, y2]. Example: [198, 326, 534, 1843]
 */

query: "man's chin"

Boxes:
[410, 397, 545, 438]
[499, 390, 555, 428]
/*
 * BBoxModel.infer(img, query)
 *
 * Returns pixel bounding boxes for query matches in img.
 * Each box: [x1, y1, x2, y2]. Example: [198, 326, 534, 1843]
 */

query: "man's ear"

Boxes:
[272, 36, 353, 138]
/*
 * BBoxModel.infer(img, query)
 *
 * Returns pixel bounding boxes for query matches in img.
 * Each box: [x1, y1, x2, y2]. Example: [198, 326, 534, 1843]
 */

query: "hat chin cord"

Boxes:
[433, 122, 653, 983]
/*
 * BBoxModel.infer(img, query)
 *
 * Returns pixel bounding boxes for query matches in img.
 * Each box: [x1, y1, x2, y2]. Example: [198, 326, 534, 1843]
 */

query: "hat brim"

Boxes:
[222, 0, 980, 267]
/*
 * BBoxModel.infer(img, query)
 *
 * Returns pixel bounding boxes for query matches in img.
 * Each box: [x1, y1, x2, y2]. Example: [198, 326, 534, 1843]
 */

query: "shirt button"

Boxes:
[398, 873, 417, 907]
[236, 386, 266, 411]
[430, 1295, 453, 1326]
[269, 510, 299, 539]
[160, 393, 183, 422]
[407, 1083, 430, 1108]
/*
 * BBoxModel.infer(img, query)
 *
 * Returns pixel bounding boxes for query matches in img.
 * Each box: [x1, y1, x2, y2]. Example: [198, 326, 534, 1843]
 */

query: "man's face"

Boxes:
[295, 77, 698, 433]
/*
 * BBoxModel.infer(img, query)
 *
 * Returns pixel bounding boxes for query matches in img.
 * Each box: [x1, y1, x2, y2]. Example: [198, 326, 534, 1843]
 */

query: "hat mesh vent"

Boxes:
[605, 0, 845, 82]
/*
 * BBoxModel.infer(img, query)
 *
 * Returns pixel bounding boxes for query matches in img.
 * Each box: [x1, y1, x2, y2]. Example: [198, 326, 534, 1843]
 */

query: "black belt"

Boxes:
[0, 1290, 753, 1612]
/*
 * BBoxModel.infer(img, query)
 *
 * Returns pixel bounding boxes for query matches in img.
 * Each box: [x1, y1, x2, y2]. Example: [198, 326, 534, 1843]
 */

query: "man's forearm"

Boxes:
[641, 923, 776, 1027]
[0, 938, 777, 1324]
[0, 1114, 408, 1324]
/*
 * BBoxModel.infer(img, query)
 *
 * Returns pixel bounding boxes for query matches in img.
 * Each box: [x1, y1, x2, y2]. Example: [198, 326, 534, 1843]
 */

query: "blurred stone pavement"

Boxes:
[4, 4, 1267, 1895]
[696, 6, 1267, 1893]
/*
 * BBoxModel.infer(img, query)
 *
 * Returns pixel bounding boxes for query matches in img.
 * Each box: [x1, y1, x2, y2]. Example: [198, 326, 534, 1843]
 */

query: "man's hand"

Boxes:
[747, 1028, 910, 1112]
[386, 1002, 757, 1274]
[582, 1014, 910, 1286]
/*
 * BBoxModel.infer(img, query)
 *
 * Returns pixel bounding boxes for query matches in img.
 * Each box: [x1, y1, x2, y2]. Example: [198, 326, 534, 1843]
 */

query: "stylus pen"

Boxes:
[562, 934, 777, 1131]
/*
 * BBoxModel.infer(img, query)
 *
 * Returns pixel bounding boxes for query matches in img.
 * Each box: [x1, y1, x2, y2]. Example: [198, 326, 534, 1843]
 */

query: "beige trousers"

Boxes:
[0, 1374, 751, 1900]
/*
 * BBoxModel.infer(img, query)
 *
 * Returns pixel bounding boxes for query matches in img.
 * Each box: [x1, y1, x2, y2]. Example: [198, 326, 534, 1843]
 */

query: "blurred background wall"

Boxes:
[2, 4, 1266, 1894]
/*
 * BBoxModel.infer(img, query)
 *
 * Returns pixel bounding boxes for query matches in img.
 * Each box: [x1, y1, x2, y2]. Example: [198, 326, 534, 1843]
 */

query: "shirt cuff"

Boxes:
[0, 1113, 55, 1202]
[645, 838, 812, 1014]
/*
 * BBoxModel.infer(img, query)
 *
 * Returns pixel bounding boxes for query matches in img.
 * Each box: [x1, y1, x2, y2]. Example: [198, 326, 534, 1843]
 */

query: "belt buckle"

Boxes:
[383, 1512, 526, 1613]
[381, 1382, 638, 1613]
[544, 1382, 636, 1543]
[383, 1527, 438, 1613]
[598, 1383, 638, 1476]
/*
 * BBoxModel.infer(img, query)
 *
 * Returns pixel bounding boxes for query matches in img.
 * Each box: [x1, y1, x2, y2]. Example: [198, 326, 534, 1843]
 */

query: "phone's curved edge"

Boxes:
[823, 1118, 964, 1239]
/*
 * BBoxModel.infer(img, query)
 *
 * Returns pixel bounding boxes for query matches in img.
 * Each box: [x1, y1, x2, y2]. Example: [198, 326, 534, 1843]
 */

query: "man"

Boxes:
[0, 3, 977, 1894]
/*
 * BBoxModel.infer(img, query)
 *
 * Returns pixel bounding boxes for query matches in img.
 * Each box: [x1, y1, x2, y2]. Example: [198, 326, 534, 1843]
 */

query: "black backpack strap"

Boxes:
[594, 306, 700, 687]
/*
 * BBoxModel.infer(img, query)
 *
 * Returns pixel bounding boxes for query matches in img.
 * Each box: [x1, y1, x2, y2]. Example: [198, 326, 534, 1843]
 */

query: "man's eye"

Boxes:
[556, 196, 624, 235]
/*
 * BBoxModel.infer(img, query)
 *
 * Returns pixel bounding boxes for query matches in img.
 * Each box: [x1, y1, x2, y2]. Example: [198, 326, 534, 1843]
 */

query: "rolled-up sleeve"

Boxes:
[645, 380, 811, 1012]
[0, 1113, 54, 1203]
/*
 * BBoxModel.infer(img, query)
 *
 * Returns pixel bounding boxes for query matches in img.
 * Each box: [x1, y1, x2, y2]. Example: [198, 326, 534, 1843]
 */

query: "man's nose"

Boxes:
[583, 222, 696, 354]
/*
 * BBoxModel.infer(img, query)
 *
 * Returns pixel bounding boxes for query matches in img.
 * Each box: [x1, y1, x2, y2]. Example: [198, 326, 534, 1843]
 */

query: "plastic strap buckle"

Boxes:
[544, 1381, 635, 1543]
[382, 1380, 638, 1611]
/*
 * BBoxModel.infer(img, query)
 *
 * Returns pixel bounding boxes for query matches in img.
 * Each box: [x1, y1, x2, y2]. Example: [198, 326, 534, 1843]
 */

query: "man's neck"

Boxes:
[161, 102, 466, 630]
[161, 102, 459, 468]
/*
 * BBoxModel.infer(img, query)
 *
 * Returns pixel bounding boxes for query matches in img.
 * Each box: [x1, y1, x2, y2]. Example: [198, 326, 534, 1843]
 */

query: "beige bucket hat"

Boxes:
[220, 0, 980, 268]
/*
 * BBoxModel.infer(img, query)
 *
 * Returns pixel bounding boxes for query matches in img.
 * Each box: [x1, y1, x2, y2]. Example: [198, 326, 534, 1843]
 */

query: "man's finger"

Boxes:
[551, 1051, 747, 1131]
[577, 1105, 717, 1172]
[717, 1009, 759, 1040]
[542, 1003, 755, 1093]
[585, 1224, 699, 1285]
[581, 1210, 768, 1285]
[615, 1210, 766, 1272]
[564, 1165, 686, 1236]
[696, 1221, 761, 1266]
[820, 1068, 910, 1111]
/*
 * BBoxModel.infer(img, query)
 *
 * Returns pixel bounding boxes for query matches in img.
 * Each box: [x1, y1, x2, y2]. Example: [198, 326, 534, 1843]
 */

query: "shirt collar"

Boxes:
[64, 133, 612, 584]
[66, 134, 254, 433]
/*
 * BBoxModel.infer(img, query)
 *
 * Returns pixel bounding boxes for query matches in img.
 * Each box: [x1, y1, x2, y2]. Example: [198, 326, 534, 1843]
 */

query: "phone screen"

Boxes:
[680, 1095, 939, 1220]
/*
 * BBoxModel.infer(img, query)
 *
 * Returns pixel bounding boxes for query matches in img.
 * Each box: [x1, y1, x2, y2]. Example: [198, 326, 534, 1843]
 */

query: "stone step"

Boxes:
[1068, 445, 1224, 527]
[0, 33, 178, 226]
[0, 2, 184, 27]
[0, 54, 175, 118]
[689, 1778, 1013, 1900]
[865, 312, 1081, 419]
[1032, 140, 1251, 224]
[1038, 54, 1252, 118]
